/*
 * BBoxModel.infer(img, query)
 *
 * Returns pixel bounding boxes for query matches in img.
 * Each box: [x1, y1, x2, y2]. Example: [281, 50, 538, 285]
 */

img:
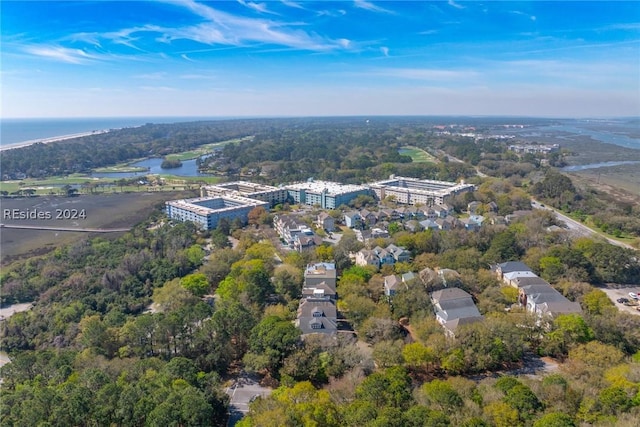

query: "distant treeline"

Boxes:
[2, 117, 496, 180]
[0, 119, 281, 178]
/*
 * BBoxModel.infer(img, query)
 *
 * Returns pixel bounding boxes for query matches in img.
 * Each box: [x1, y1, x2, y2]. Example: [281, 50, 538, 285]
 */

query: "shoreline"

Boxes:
[0, 129, 110, 152]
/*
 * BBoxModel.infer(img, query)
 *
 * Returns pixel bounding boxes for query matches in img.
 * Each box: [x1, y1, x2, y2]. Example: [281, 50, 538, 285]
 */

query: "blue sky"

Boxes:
[1, 1, 639, 118]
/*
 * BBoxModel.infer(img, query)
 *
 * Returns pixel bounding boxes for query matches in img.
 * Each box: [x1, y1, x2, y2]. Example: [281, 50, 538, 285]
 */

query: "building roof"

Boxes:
[296, 298, 338, 335]
[443, 315, 484, 334]
[431, 287, 473, 303]
[495, 261, 533, 274]
[512, 276, 550, 288]
[286, 180, 368, 196]
[384, 275, 402, 291]
[504, 271, 539, 281]
[302, 280, 336, 296]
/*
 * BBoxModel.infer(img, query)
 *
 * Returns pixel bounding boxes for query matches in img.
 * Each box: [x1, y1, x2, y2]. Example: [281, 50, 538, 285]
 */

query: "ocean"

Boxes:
[0, 117, 219, 147]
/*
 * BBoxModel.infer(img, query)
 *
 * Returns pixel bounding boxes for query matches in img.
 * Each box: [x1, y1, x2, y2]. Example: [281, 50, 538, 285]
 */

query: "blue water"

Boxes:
[539, 124, 640, 150]
[92, 157, 212, 178]
[0, 117, 221, 147]
[562, 161, 640, 172]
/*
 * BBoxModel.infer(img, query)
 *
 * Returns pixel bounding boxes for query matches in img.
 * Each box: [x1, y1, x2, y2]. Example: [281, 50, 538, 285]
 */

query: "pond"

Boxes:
[92, 156, 214, 179]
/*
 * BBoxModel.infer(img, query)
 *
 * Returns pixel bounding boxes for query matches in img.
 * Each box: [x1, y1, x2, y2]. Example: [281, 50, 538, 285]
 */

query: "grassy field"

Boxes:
[399, 146, 438, 163]
[0, 174, 222, 196]
[1, 191, 194, 264]
[569, 163, 640, 199]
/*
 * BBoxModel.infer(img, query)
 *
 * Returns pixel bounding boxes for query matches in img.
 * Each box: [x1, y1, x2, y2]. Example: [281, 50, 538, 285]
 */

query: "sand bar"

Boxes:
[0, 129, 109, 152]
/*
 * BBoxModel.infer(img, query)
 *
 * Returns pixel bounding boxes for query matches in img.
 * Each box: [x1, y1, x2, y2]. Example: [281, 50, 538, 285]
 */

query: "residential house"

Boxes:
[401, 271, 418, 285]
[421, 207, 438, 221]
[274, 214, 314, 245]
[360, 209, 377, 227]
[381, 208, 401, 221]
[467, 201, 481, 214]
[435, 218, 454, 231]
[384, 275, 403, 297]
[373, 246, 396, 267]
[510, 275, 551, 289]
[304, 262, 337, 289]
[375, 210, 390, 223]
[344, 211, 362, 229]
[387, 244, 411, 263]
[492, 261, 533, 279]
[503, 270, 539, 287]
[431, 287, 483, 337]
[505, 210, 531, 224]
[518, 283, 582, 319]
[294, 234, 324, 253]
[317, 212, 335, 232]
[355, 244, 411, 270]
[404, 220, 422, 233]
[302, 281, 337, 300]
[355, 250, 381, 269]
[296, 298, 338, 335]
[419, 219, 440, 230]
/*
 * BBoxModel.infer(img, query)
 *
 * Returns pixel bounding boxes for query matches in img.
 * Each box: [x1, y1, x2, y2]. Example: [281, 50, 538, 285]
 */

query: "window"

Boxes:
[311, 321, 322, 329]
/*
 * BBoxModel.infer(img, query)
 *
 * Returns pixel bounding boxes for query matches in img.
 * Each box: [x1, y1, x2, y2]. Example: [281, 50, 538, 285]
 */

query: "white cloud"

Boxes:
[353, 0, 394, 14]
[447, 1, 465, 10]
[237, 0, 279, 15]
[24, 45, 97, 64]
[163, 0, 351, 51]
[380, 46, 389, 57]
[280, 0, 305, 10]
[316, 9, 347, 17]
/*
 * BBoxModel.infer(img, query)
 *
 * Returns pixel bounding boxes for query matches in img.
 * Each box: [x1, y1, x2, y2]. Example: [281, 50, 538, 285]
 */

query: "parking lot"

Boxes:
[601, 286, 640, 316]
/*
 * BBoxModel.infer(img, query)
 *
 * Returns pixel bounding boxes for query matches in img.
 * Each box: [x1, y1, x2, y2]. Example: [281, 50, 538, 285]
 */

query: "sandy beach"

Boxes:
[0, 129, 109, 152]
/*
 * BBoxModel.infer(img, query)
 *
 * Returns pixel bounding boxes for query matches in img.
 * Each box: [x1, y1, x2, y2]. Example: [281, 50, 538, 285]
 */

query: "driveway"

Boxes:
[225, 372, 272, 426]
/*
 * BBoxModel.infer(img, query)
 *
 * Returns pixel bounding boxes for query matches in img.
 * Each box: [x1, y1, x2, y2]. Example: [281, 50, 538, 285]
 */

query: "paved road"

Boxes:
[225, 373, 272, 427]
[530, 200, 635, 250]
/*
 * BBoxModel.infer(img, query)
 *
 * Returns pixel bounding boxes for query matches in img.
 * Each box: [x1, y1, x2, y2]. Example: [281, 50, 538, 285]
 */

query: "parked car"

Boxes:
[629, 292, 638, 300]
[617, 297, 629, 304]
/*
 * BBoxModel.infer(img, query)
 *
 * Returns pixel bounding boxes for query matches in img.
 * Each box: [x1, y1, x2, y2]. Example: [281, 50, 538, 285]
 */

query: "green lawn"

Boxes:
[399, 146, 438, 163]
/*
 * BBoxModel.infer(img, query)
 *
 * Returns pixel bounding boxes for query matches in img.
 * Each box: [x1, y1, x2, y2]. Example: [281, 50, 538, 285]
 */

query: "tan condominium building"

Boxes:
[370, 175, 475, 206]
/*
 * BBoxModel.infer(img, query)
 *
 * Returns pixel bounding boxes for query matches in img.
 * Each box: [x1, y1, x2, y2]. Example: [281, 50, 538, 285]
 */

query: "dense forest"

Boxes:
[2, 117, 640, 426]
[2, 193, 640, 425]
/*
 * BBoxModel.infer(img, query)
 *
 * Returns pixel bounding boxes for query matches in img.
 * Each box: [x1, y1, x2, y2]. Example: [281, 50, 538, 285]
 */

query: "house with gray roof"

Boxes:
[317, 212, 335, 232]
[492, 261, 532, 278]
[304, 263, 337, 289]
[296, 298, 338, 335]
[503, 270, 539, 287]
[384, 274, 403, 297]
[344, 211, 362, 229]
[518, 283, 582, 319]
[431, 287, 483, 336]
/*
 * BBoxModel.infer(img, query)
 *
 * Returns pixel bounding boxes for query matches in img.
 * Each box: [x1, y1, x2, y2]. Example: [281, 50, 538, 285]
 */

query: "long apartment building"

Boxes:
[370, 175, 475, 206]
[201, 181, 288, 207]
[165, 195, 268, 230]
[284, 179, 371, 209]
